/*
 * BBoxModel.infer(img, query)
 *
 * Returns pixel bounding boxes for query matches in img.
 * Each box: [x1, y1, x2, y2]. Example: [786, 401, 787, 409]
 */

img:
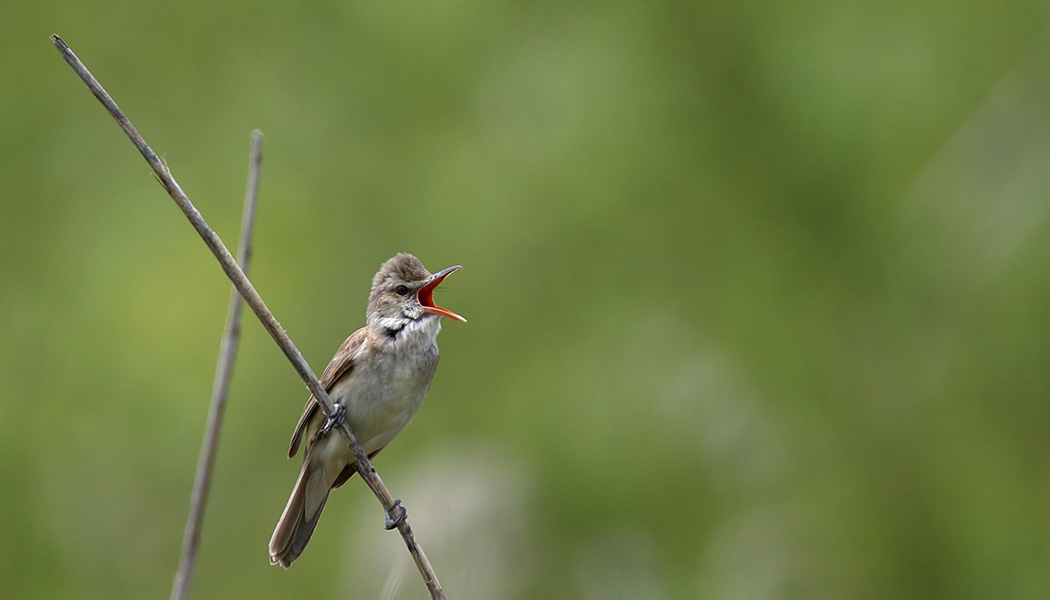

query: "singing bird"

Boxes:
[269, 253, 465, 568]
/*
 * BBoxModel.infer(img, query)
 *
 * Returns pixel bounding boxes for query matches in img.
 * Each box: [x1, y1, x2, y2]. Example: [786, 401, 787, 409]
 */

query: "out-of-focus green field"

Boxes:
[3, 1, 1049, 598]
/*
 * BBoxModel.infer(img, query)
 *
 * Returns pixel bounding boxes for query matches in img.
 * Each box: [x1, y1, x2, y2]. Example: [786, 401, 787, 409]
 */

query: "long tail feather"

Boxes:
[269, 462, 331, 568]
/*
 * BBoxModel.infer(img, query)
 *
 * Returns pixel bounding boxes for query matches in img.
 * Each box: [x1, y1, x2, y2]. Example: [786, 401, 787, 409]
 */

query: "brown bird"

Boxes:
[269, 253, 465, 568]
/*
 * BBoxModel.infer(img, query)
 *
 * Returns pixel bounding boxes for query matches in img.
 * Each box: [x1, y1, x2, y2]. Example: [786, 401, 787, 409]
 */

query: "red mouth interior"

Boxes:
[418, 281, 438, 309]
[416, 268, 466, 322]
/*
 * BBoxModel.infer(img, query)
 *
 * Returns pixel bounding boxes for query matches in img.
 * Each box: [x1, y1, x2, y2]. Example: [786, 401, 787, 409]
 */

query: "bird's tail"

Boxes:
[269, 459, 333, 568]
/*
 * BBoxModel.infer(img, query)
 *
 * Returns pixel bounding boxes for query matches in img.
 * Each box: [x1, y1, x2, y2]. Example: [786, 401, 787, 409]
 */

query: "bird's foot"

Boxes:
[384, 499, 408, 530]
[319, 403, 346, 436]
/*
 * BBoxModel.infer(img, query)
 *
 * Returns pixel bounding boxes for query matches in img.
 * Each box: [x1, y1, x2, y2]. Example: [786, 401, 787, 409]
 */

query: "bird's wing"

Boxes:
[287, 327, 369, 458]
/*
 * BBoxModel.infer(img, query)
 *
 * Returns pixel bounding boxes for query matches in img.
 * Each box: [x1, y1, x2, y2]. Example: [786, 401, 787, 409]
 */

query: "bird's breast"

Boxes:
[328, 328, 440, 455]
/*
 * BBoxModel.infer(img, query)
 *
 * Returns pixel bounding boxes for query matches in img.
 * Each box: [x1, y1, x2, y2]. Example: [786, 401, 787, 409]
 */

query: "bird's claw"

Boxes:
[319, 403, 346, 436]
[384, 499, 408, 530]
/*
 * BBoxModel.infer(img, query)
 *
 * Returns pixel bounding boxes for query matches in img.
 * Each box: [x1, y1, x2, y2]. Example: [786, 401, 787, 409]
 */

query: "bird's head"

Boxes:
[366, 253, 465, 334]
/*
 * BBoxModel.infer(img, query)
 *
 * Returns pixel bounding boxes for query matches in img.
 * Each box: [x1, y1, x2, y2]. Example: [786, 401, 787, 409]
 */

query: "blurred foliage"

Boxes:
[3, 0, 1050, 598]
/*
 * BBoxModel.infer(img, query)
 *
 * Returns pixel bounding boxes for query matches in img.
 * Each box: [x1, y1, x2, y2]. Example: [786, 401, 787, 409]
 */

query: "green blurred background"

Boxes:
[3, 0, 1050, 598]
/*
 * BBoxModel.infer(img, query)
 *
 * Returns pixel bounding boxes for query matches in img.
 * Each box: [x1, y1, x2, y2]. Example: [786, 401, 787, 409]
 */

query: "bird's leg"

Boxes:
[318, 402, 346, 436]
[384, 499, 408, 530]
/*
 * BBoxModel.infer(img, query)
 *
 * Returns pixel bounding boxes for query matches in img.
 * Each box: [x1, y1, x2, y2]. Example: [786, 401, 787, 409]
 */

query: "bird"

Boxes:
[269, 253, 465, 568]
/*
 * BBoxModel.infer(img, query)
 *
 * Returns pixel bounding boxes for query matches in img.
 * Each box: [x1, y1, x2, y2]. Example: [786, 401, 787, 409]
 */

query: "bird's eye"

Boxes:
[395, 284, 410, 296]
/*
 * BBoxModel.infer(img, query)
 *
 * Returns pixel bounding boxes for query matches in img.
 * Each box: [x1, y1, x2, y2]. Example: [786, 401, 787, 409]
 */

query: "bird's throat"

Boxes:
[373, 315, 441, 345]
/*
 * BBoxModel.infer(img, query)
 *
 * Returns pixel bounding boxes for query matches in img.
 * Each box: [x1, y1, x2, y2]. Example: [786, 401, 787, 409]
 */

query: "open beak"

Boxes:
[417, 265, 466, 322]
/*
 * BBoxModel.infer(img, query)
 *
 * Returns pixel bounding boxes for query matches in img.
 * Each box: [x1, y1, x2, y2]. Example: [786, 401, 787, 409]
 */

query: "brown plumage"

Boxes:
[268, 253, 465, 568]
